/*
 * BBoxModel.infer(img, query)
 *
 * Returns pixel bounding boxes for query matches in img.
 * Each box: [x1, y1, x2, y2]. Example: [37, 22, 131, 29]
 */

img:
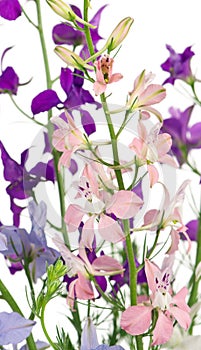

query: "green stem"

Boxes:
[35, 0, 52, 91]
[0, 279, 37, 350]
[9, 94, 45, 127]
[188, 214, 201, 333]
[41, 303, 58, 349]
[83, 0, 95, 57]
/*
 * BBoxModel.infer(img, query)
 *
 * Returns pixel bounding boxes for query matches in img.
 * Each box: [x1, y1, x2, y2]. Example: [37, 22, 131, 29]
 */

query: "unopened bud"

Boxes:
[106, 17, 134, 53]
[55, 46, 94, 70]
[46, 0, 96, 28]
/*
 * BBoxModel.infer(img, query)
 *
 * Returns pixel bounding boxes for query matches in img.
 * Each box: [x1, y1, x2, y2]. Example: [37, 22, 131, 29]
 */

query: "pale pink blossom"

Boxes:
[93, 55, 123, 95]
[51, 111, 86, 170]
[120, 258, 191, 346]
[126, 70, 166, 120]
[129, 120, 177, 187]
[52, 236, 124, 309]
[142, 180, 191, 253]
[65, 165, 143, 249]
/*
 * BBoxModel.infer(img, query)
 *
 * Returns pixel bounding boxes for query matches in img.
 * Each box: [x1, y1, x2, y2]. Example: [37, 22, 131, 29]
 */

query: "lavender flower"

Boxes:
[0, 312, 35, 345]
[0, 200, 60, 282]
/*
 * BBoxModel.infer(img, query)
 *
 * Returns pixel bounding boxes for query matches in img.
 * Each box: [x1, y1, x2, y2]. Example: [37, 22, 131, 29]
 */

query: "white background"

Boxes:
[0, 0, 201, 348]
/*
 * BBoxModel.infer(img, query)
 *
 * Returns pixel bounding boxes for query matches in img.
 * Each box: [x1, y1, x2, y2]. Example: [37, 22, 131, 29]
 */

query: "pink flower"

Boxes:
[93, 55, 123, 95]
[126, 70, 166, 120]
[51, 111, 86, 170]
[120, 258, 191, 346]
[65, 164, 143, 249]
[52, 236, 124, 310]
[129, 120, 177, 187]
[142, 180, 191, 253]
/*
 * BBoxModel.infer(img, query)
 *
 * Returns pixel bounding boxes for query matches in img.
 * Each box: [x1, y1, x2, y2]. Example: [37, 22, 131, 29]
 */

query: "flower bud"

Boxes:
[105, 17, 134, 53]
[46, 0, 96, 28]
[54, 46, 94, 70]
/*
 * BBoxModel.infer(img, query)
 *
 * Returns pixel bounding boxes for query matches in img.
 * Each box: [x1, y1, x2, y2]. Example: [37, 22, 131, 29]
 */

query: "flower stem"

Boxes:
[188, 213, 201, 333]
[0, 279, 37, 350]
[41, 303, 58, 349]
[83, 0, 95, 57]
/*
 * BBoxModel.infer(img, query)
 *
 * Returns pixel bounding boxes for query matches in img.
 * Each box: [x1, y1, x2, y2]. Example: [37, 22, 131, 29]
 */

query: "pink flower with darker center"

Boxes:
[120, 257, 191, 346]
[93, 54, 123, 95]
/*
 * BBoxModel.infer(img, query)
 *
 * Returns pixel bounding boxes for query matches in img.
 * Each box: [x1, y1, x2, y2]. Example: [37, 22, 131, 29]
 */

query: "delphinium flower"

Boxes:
[0, 0, 21, 21]
[0, 141, 55, 226]
[126, 70, 166, 120]
[0, 200, 59, 281]
[120, 257, 191, 346]
[0, 47, 20, 95]
[141, 180, 191, 253]
[93, 54, 123, 95]
[80, 318, 126, 350]
[161, 105, 201, 166]
[0, 312, 35, 346]
[129, 119, 177, 187]
[64, 162, 143, 249]
[53, 235, 124, 310]
[161, 45, 195, 85]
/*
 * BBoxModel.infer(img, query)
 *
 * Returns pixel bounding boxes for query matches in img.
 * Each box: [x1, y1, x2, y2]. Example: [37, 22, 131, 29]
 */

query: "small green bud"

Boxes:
[55, 46, 94, 71]
[105, 17, 134, 53]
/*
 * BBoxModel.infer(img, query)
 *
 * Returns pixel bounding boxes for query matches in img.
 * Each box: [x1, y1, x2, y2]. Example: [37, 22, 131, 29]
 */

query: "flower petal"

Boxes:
[152, 311, 173, 346]
[120, 305, 152, 335]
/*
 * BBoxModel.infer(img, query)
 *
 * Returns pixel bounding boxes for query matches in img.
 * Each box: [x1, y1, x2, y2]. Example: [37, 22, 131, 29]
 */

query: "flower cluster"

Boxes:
[0, 1, 201, 350]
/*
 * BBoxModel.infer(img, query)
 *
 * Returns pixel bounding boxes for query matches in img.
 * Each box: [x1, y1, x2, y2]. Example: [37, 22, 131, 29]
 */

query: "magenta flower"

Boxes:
[93, 55, 123, 95]
[120, 258, 191, 346]
[129, 120, 177, 187]
[53, 236, 124, 310]
[161, 45, 195, 85]
[0, 0, 21, 20]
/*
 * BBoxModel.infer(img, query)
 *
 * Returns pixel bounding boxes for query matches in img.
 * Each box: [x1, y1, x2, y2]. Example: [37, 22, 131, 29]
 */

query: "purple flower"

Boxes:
[0, 312, 35, 345]
[20, 340, 49, 350]
[0, 141, 55, 226]
[0, 48, 19, 95]
[0, 0, 21, 20]
[161, 105, 201, 165]
[0, 200, 60, 281]
[186, 220, 198, 241]
[161, 45, 195, 85]
[52, 5, 106, 60]
[31, 68, 99, 135]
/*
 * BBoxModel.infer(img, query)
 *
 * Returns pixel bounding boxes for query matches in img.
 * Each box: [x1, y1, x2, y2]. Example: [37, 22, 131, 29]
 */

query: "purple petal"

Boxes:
[20, 340, 49, 350]
[52, 22, 84, 45]
[81, 109, 96, 135]
[80, 318, 99, 350]
[185, 220, 198, 241]
[29, 161, 55, 183]
[69, 158, 78, 175]
[132, 181, 143, 201]
[31, 89, 61, 114]
[0, 312, 35, 345]
[60, 67, 73, 94]
[0, 233, 7, 250]
[0, 0, 21, 20]
[0, 141, 23, 181]
[43, 131, 51, 153]
[188, 122, 201, 146]
[0, 67, 19, 94]
[11, 200, 25, 227]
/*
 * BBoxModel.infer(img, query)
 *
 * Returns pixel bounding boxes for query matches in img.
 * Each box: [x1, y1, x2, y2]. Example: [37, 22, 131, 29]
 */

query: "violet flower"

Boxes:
[0, 200, 60, 281]
[0, 47, 20, 95]
[0, 312, 35, 345]
[0, 0, 21, 21]
[161, 44, 195, 85]
[0, 141, 55, 226]
[52, 4, 106, 60]
[31, 67, 99, 135]
[161, 105, 201, 165]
